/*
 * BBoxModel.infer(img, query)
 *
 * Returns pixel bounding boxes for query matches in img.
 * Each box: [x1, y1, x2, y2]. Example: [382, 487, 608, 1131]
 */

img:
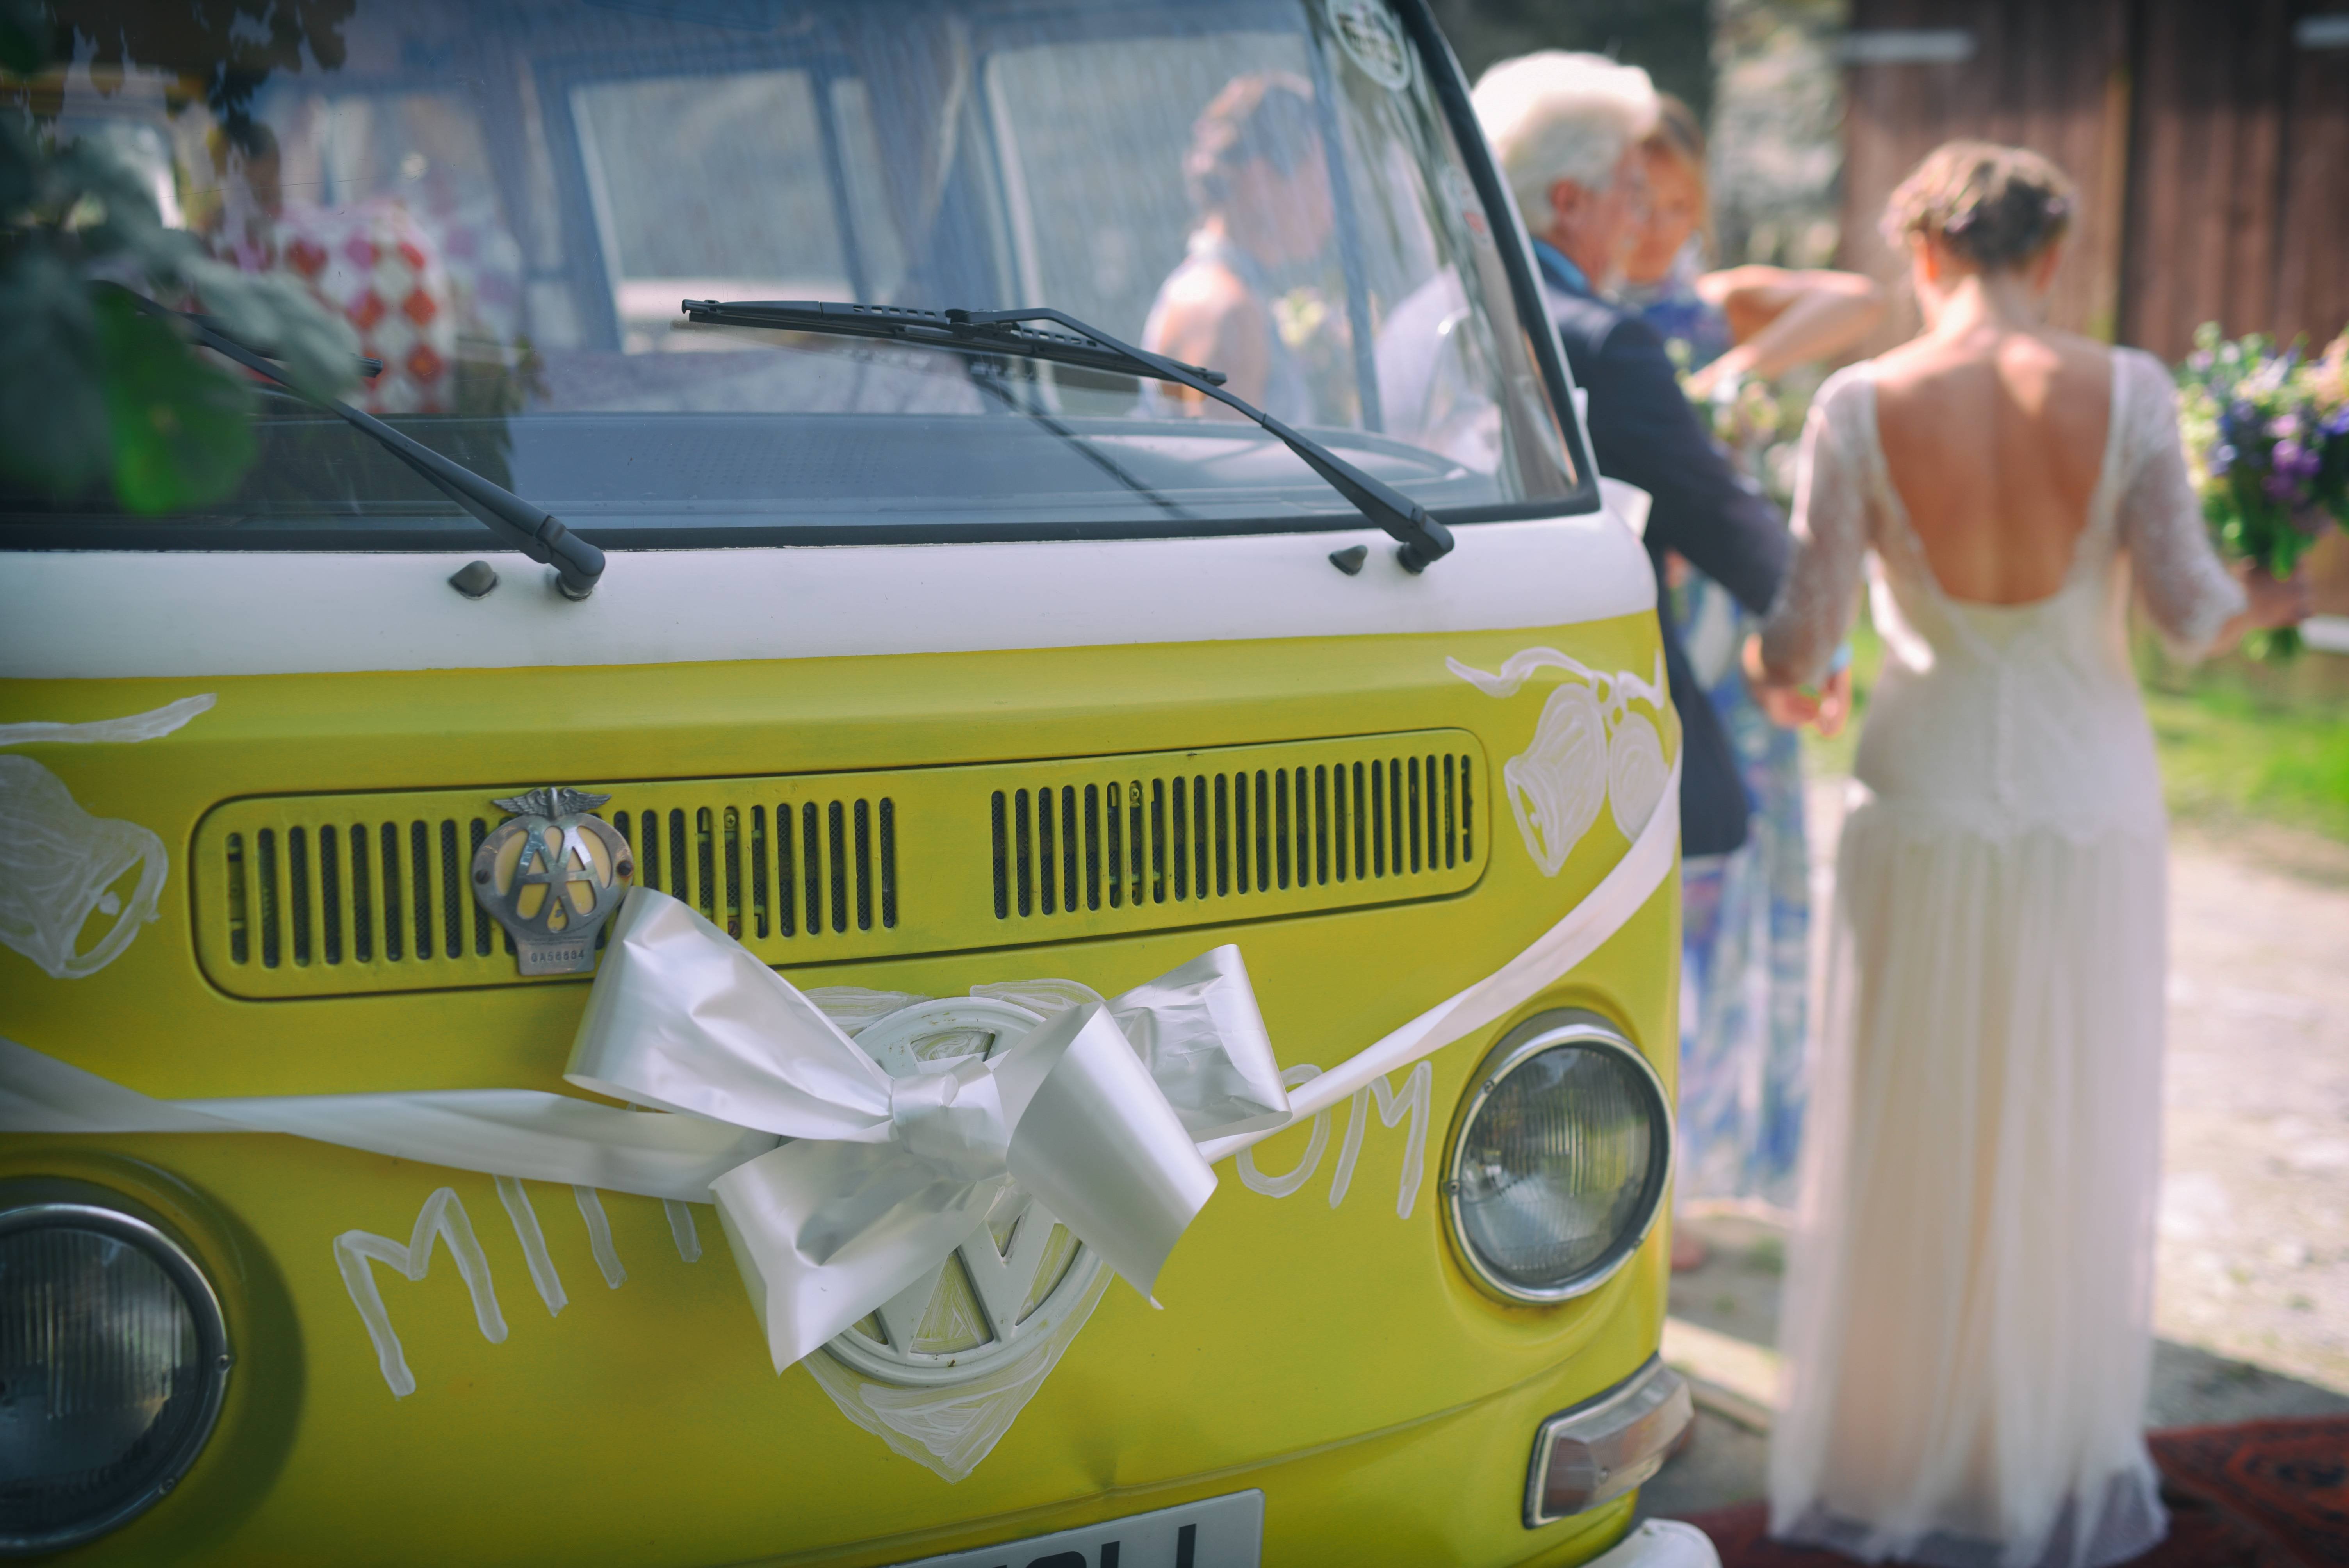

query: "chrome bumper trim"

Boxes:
[1524, 1355, 1695, 1527]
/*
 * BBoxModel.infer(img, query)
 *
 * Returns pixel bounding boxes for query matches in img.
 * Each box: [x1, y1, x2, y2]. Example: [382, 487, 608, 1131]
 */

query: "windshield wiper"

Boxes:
[682, 299, 1456, 571]
[121, 289, 605, 599]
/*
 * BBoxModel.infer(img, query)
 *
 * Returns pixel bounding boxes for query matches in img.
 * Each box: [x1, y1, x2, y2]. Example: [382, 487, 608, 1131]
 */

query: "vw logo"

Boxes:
[823, 997, 1105, 1387]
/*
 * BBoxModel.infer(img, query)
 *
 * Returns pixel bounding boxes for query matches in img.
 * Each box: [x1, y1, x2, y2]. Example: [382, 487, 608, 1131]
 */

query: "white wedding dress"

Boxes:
[1757, 348, 2246, 1568]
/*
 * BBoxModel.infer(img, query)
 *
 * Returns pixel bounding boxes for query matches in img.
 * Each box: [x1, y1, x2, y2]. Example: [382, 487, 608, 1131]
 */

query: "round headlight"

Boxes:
[0, 1199, 231, 1555]
[1445, 1012, 1673, 1303]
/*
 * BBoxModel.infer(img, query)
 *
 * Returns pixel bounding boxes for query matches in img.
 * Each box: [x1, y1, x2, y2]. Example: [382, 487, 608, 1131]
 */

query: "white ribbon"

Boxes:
[0, 752, 1680, 1365]
[567, 890, 1284, 1368]
[1197, 753, 1680, 1162]
[0, 887, 1289, 1373]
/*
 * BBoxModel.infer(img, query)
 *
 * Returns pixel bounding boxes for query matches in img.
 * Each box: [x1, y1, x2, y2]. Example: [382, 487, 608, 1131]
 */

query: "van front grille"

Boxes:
[192, 730, 1483, 1000]
[990, 748, 1473, 922]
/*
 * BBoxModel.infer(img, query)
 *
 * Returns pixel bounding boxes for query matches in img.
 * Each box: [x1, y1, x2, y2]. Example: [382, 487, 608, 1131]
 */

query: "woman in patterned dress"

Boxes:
[1618, 96, 1883, 1256]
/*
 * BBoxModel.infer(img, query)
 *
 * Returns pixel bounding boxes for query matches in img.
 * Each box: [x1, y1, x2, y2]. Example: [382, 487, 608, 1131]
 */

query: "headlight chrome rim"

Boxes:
[0, 1199, 233, 1557]
[1444, 1010, 1674, 1304]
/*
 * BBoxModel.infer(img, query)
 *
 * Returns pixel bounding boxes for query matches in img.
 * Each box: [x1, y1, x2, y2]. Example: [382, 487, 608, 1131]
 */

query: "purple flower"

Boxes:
[2189, 351, 2214, 372]
[2264, 470, 2303, 503]
[2325, 407, 2349, 438]
[2269, 410, 2303, 440]
[2210, 443, 2237, 475]
[2274, 439, 2321, 481]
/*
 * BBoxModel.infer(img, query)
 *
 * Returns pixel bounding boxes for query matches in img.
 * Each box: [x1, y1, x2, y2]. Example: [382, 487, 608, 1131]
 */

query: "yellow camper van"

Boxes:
[0, 2, 1697, 1563]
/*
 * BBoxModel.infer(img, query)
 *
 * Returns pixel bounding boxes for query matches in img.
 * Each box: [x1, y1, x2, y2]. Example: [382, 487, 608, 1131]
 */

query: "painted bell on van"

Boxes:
[471, 787, 632, 975]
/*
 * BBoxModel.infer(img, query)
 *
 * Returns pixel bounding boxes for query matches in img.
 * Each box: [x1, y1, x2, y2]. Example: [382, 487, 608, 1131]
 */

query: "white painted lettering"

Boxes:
[334, 1187, 507, 1398]
[1235, 1064, 1328, 1198]
[1327, 1061, 1433, 1217]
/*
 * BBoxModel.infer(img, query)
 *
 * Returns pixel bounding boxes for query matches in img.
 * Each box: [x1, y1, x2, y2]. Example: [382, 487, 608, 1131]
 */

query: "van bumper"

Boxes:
[1584, 1519, 1722, 1568]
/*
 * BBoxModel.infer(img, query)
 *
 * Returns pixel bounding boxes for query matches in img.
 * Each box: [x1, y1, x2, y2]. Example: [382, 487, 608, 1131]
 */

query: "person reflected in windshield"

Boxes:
[197, 112, 461, 415]
[1141, 72, 1334, 423]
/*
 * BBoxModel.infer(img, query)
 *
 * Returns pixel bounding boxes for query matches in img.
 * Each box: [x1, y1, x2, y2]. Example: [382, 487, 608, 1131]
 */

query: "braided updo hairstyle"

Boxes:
[1881, 140, 2076, 272]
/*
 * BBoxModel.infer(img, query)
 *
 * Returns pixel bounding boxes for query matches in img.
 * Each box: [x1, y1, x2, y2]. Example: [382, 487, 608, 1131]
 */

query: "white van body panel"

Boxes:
[0, 507, 1654, 680]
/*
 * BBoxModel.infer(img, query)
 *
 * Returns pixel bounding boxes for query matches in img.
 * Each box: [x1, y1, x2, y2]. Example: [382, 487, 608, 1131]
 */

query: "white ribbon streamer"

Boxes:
[0, 888, 1288, 1374]
[1198, 753, 1679, 1163]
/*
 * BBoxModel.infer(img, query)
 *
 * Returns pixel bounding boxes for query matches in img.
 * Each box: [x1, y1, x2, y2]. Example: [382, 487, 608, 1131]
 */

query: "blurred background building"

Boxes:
[1432, 0, 2349, 614]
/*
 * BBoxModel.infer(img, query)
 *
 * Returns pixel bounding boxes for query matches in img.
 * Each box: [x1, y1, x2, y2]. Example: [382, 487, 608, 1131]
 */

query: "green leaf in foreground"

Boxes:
[94, 288, 255, 513]
[0, 249, 110, 497]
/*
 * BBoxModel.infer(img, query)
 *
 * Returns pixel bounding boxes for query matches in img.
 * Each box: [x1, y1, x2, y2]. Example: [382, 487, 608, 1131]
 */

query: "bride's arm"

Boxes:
[1754, 379, 1871, 688]
[2117, 351, 2301, 659]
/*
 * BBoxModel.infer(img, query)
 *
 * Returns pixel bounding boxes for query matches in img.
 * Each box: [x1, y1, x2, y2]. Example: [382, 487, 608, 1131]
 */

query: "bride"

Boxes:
[1750, 142, 2307, 1567]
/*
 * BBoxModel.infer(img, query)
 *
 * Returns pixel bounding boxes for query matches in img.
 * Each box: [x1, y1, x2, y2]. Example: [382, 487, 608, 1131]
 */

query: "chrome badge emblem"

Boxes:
[471, 786, 632, 975]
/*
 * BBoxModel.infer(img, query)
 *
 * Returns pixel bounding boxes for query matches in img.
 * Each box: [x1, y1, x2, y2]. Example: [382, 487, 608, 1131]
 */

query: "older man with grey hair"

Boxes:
[1475, 52, 1814, 861]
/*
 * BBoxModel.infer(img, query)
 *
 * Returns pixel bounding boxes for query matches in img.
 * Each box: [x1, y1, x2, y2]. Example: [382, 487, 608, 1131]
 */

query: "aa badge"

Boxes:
[471, 786, 632, 975]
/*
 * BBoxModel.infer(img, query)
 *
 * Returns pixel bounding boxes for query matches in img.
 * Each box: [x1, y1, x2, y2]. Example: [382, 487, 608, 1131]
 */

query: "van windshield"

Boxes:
[11, 0, 1587, 549]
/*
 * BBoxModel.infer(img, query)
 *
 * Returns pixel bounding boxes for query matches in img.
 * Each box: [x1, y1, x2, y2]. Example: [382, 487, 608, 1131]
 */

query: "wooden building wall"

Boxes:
[1837, 0, 2349, 361]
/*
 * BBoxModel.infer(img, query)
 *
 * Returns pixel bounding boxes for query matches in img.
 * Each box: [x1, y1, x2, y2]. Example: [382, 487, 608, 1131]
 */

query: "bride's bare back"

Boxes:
[1870, 325, 2114, 605]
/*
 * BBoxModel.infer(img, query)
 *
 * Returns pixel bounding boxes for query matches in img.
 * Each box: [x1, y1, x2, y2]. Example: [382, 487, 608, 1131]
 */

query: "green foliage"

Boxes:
[94, 286, 253, 510]
[0, 244, 106, 494]
[0, 0, 358, 511]
[0, 0, 44, 75]
[2142, 676, 2349, 846]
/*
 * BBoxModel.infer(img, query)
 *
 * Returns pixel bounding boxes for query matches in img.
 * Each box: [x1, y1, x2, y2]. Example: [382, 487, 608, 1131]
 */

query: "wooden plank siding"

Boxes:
[1837, 0, 2349, 362]
[2273, 14, 2349, 364]
[2123, 0, 2296, 360]
[1837, 0, 2130, 353]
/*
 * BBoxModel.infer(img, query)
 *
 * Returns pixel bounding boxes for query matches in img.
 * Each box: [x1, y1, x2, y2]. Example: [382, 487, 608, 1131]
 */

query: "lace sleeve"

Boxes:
[2115, 349, 2245, 661]
[1759, 370, 1873, 684]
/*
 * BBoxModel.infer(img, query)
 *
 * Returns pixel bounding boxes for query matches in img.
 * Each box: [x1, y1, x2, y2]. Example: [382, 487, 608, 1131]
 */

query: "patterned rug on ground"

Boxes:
[1677, 1417, 2348, 1568]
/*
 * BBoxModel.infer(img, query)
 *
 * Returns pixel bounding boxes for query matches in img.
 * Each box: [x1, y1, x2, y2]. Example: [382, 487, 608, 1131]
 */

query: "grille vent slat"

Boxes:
[984, 744, 1480, 928]
[196, 731, 1479, 1000]
[207, 787, 901, 994]
[256, 827, 281, 968]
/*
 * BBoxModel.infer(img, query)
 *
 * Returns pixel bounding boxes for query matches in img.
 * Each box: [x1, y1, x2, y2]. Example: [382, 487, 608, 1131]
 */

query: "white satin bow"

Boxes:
[567, 888, 1288, 1371]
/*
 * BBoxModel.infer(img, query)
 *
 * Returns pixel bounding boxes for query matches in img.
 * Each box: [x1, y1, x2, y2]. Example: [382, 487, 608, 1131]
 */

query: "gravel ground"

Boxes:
[2158, 824, 2349, 1393]
[1633, 782, 2349, 1523]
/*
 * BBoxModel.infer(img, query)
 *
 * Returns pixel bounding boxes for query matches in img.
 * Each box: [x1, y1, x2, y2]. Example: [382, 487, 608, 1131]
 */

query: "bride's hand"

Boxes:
[1743, 634, 1846, 733]
[2238, 560, 2312, 630]
[2211, 561, 2313, 651]
[1813, 665, 1853, 739]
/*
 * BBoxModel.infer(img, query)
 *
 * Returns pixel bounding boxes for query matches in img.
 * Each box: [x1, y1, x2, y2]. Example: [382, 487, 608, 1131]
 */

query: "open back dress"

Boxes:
[1757, 347, 2246, 1568]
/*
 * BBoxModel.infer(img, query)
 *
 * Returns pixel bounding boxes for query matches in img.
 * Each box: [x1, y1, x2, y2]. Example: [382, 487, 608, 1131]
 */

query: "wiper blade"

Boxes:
[683, 298, 1230, 387]
[123, 290, 604, 599]
[683, 299, 1455, 571]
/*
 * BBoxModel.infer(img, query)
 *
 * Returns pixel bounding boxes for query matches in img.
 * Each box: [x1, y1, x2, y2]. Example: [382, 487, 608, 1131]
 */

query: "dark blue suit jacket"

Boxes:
[1540, 267, 1791, 858]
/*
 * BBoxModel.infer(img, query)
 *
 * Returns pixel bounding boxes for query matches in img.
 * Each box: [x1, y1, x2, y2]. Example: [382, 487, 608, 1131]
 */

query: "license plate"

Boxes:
[888, 1490, 1263, 1568]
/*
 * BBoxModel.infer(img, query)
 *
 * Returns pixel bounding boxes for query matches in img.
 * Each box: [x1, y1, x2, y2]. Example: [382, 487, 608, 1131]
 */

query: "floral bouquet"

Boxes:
[2174, 323, 2349, 659]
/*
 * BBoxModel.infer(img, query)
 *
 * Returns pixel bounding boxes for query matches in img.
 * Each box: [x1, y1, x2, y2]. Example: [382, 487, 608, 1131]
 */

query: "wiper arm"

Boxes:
[123, 290, 604, 599]
[682, 299, 1456, 571]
